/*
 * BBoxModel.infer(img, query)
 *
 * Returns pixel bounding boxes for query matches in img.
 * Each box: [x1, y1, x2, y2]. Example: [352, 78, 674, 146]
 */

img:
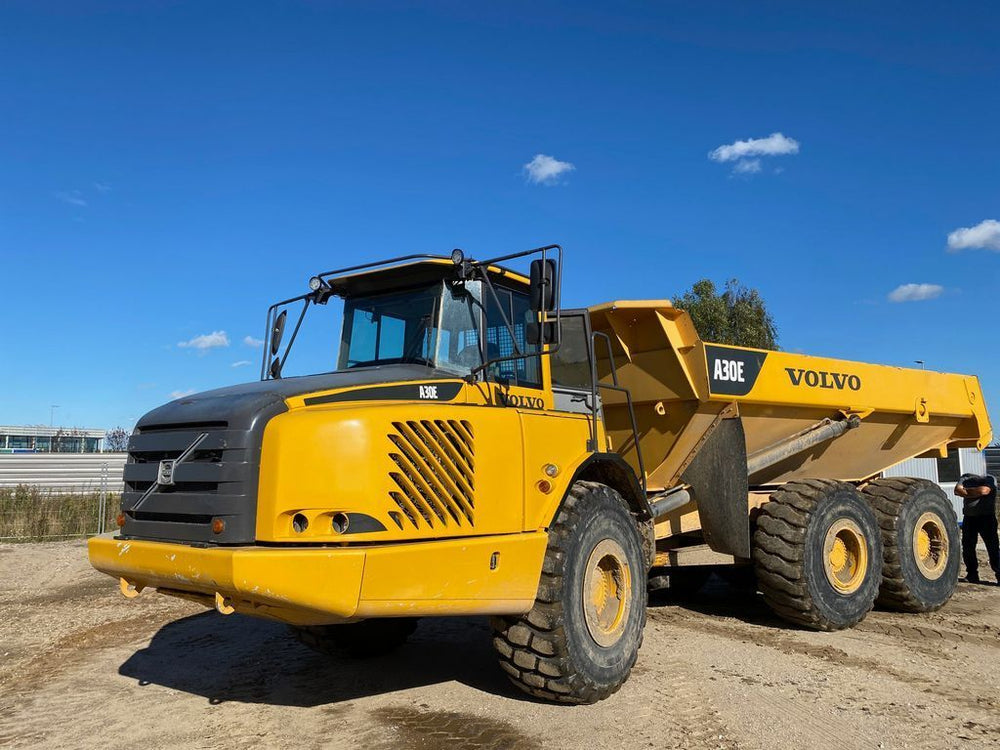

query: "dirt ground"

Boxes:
[2, 541, 999, 750]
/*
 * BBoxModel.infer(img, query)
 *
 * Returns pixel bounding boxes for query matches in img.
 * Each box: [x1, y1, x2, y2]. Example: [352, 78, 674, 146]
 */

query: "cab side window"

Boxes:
[484, 287, 542, 388]
[550, 314, 593, 390]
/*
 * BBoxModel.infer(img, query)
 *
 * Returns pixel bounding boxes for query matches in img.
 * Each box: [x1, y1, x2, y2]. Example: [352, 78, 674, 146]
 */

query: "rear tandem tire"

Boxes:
[491, 480, 647, 704]
[291, 618, 419, 658]
[862, 477, 960, 612]
[753, 479, 883, 631]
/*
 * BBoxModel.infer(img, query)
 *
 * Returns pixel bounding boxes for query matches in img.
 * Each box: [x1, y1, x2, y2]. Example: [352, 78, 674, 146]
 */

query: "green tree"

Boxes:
[672, 278, 779, 349]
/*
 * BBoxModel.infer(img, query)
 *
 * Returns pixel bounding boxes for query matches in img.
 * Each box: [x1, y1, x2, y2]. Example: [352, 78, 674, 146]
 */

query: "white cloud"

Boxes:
[523, 154, 575, 185]
[178, 330, 230, 350]
[231, 360, 252, 368]
[93, 182, 111, 193]
[947, 219, 1000, 252]
[888, 283, 944, 303]
[732, 158, 762, 174]
[169, 389, 196, 399]
[55, 190, 87, 207]
[709, 132, 800, 163]
[243, 335, 264, 348]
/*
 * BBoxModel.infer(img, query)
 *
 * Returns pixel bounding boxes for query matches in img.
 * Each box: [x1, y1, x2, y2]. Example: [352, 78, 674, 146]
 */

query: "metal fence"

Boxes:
[0, 453, 126, 541]
[0, 452, 126, 492]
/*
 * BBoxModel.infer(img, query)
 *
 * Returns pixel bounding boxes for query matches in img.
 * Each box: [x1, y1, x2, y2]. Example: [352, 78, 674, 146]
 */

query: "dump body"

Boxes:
[589, 300, 992, 494]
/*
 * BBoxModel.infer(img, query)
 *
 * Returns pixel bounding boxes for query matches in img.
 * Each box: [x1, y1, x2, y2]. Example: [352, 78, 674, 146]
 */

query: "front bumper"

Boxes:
[88, 531, 547, 626]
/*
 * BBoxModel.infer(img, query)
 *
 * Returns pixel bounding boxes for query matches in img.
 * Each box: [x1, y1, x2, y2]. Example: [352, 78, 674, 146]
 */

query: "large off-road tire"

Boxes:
[291, 618, 419, 658]
[491, 481, 647, 704]
[862, 477, 960, 612]
[753, 479, 883, 631]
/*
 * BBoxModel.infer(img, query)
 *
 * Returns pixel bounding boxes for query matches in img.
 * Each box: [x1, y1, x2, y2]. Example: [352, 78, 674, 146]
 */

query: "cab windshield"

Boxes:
[338, 285, 445, 370]
[337, 279, 541, 384]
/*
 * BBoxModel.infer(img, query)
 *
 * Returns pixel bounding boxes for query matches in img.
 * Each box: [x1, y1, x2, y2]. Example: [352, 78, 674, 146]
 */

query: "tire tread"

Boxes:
[862, 477, 959, 613]
[754, 479, 880, 631]
[491, 480, 646, 704]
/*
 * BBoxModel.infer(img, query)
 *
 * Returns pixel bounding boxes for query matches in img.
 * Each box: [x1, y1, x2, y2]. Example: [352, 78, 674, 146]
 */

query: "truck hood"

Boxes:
[137, 364, 458, 430]
[122, 364, 459, 545]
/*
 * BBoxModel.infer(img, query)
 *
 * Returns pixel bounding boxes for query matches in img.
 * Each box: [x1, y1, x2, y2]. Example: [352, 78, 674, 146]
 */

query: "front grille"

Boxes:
[120, 421, 258, 544]
[386, 419, 475, 530]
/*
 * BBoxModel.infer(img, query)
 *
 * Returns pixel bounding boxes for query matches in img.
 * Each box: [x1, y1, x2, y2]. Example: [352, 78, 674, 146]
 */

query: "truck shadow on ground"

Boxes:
[118, 611, 524, 707]
[646, 572, 802, 630]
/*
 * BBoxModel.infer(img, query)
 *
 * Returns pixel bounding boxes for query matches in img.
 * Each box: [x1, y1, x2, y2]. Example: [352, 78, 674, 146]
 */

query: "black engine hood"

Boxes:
[138, 364, 457, 431]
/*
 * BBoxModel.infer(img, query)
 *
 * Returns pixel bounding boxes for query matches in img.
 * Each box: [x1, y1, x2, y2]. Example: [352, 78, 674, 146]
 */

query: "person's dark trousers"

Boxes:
[962, 515, 1000, 581]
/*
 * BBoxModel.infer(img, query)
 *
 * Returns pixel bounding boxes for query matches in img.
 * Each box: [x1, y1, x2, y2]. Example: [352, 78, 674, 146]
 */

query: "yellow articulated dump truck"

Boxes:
[90, 246, 992, 704]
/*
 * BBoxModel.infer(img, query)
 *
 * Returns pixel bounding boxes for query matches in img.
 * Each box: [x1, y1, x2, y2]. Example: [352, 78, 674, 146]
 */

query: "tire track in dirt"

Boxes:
[647, 612, 872, 750]
[649, 607, 1000, 716]
[366, 706, 541, 750]
[855, 615, 1000, 651]
[631, 621, 740, 749]
[2, 610, 179, 697]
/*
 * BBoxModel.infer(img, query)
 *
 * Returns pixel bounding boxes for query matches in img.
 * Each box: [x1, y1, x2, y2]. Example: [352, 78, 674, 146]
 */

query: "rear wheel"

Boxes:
[753, 479, 882, 630]
[491, 481, 647, 704]
[291, 618, 418, 658]
[862, 477, 960, 612]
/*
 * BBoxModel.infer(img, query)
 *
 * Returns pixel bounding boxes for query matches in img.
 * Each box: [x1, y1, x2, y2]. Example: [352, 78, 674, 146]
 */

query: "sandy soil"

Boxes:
[2, 540, 999, 749]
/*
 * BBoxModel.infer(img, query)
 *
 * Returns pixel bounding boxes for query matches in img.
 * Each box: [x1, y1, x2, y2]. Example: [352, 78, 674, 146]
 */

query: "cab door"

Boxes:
[521, 310, 599, 530]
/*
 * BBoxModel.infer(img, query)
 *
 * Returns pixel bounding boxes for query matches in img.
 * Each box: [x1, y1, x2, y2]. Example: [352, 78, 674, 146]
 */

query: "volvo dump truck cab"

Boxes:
[90, 245, 992, 704]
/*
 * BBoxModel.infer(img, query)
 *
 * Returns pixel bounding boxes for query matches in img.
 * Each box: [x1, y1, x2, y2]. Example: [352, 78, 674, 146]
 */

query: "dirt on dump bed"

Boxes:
[2, 540, 1000, 749]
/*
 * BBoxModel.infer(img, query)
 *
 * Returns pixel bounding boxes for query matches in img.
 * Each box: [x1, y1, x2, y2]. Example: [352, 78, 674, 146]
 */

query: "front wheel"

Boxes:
[491, 481, 647, 704]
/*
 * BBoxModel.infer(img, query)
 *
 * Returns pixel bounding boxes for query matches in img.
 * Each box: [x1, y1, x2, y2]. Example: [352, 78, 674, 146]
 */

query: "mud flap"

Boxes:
[680, 417, 750, 558]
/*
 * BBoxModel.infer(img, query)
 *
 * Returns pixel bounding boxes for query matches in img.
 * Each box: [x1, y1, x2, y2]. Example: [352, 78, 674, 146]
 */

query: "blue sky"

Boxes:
[1, 1, 999, 431]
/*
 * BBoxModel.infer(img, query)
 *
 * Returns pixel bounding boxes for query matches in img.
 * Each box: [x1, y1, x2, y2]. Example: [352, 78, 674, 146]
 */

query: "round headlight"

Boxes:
[308, 276, 323, 291]
[450, 248, 465, 265]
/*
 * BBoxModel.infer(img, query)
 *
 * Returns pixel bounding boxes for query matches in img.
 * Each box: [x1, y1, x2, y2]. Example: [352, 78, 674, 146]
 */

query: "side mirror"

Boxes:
[529, 258, 558, 313]
[270, 310, 287, 356]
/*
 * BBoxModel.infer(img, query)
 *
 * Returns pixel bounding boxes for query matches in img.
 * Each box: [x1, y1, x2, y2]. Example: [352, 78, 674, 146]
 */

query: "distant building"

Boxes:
[883, 447, 986, 518]
[0, 425, 106, 453]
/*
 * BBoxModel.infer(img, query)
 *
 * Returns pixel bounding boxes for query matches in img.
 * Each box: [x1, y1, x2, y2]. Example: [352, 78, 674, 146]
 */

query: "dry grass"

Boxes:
[0, 486, 120, 541]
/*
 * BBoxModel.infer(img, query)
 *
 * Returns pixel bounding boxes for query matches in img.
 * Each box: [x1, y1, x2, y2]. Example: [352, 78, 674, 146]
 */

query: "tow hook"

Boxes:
[119, 578, 144, 598]
[215, 592, 235, 615]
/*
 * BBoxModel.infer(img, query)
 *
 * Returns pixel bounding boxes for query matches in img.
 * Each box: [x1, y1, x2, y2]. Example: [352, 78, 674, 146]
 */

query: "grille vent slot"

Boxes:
[387, 419, 474, 530]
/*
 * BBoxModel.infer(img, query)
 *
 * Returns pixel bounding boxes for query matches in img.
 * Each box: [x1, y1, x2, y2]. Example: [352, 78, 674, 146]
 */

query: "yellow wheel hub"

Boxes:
[583, 539, 632, 647]
[823, 519, 868, 594]
[912, 511, 948, 580]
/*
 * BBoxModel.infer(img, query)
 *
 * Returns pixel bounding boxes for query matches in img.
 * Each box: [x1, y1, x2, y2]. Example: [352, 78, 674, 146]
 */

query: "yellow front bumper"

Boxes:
[88, 531, 548, 626]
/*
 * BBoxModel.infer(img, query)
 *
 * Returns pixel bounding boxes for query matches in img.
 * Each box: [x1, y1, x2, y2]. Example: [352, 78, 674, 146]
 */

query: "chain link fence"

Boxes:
[0, 453, 124, 541]
[0, 482, 119, 542]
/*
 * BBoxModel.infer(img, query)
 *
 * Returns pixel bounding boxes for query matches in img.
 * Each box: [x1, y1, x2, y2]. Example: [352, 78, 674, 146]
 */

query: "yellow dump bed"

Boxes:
[589, 301, 992, 491]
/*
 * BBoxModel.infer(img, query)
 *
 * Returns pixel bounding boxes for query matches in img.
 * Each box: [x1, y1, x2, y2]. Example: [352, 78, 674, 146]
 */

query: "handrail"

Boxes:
[589, 331, 646, 495]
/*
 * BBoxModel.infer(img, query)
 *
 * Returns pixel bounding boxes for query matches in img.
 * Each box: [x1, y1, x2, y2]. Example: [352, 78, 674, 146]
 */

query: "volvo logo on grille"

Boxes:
[157, 459, 176, 486]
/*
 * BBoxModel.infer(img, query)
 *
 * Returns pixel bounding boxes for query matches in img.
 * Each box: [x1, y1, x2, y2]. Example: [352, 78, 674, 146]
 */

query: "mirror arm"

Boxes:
[275, 297, 312, 377]
[261, 291, 313, 381]
[260, 306, 274, 381]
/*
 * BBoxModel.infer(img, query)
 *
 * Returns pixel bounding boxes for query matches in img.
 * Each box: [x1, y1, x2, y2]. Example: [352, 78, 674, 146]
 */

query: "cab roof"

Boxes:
[325, 257, 530, 297]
